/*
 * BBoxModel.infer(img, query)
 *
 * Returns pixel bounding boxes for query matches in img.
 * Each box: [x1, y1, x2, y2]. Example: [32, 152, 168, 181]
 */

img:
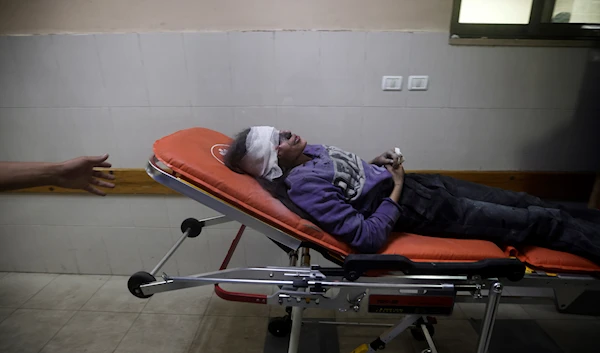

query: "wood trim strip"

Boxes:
[9, 169, 597, 202]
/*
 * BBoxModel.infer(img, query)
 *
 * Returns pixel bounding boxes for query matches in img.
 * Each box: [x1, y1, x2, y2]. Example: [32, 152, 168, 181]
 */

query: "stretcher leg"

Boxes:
[151, 228, 189, 276]
[288, 305, 304, 353]
[421, 321, 438, 353]
[350, 314, 421, 352]
[286, 247, 303, 353]
[150, 218, 204, 276]
[476, 282, 503, 353]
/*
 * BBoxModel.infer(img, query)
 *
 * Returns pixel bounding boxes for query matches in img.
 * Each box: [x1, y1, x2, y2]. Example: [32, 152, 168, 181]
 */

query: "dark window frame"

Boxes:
[450, 0, 600, 41]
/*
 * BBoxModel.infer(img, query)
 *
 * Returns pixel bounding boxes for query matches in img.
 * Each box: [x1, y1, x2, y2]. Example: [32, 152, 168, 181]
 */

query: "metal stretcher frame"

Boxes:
[128, 156, 600, 353]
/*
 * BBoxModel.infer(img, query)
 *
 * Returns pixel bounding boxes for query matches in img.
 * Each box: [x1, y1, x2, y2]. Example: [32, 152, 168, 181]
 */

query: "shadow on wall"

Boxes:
[519, 50, 600, 173]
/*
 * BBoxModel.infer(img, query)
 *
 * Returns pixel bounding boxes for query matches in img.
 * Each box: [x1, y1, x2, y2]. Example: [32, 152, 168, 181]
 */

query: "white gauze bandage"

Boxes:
[240, 126, 283, 181]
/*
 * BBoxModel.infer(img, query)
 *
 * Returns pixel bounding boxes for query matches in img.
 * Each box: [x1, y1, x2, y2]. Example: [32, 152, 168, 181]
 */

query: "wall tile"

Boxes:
[449, 46, 587, 109]
[192, 107, 236, 137]
[232, 106, 278, 133]
[111, 106, 193, 167]
[205, 228, 246, 270]
[0, 108, 68, 161]
[8, 35, 61, 107]
[526, 47, 588, 110]
[407, 32, 452, 108]
[0, 226, 46, 273]
[229, 32, 276, 106]
[34, 226, 80, 274]
[52, 35, 106, 107]
[319, 31, 366, 106]
[0, 36, 25, 107]
[165, 197, 223, 229]
[437, 108, 541, 170]
[359, 107, 405, 161]
[184, 32, 232, 106]
[515, 109, 591, 171]
[15, 194, 133, 227]
[95, 33, 148, 107]
[394, 107, 469, 170]
[0, 229, 15, 271]
[363, 31, 409, 107]
[0, 195, 32, 225]
[277, 106, 363, 154]
[241, 229, 283, 267]
[128, 196, 170, 228]
[56, 108, 118, 160]
[0, 226, 42, 272]
[449, 46, 507, 108]
[102, 227, 144, 276]
[0, 108, 117, 164]
[171, 227, 210, 275]
[139, 33, 191, 106]
[359, 107, 553, 170]
[274, 31, 321, 106]
[66, 226, 112, 274]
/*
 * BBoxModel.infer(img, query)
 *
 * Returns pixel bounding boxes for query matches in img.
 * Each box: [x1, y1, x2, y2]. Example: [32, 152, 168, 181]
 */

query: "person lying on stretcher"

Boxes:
[224, 126, 600, 264]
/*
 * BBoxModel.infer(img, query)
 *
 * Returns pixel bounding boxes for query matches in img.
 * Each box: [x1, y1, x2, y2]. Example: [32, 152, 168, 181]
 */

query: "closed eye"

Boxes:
[279, 131, 292, 144]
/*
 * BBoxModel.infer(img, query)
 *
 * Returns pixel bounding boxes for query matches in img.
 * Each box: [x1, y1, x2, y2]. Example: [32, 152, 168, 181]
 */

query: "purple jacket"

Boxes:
[284, 144, 401, 253]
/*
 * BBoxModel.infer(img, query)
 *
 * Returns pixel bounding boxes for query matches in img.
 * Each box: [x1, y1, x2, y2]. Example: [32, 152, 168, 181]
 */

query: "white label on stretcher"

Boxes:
[211, 143, 230, 165]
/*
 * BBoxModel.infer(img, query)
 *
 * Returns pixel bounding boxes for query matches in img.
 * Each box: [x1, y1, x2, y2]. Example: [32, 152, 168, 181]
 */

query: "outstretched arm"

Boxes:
[0, 154, 115, 196]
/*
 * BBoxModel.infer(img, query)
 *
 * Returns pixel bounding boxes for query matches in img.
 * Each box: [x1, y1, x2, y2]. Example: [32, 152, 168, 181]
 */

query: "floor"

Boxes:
[0, 272, 598, 353]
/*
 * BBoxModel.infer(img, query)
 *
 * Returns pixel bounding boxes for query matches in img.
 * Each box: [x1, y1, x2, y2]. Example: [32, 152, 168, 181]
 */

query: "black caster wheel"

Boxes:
[128, 271, 156, 299]
[180, 218, 203, 238]
[411, 324, 435, 341]
[268, 315, 292, 337]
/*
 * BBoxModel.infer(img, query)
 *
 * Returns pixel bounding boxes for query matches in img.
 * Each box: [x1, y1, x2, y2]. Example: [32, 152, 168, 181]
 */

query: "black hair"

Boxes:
[224, 128, 251, 174]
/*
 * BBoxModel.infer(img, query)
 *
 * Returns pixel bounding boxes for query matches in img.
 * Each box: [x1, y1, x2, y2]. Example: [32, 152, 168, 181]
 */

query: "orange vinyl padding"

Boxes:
[154, 128, 599, 273]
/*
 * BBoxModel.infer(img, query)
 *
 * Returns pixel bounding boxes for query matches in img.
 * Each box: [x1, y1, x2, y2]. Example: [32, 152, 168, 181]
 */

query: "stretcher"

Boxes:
[128, 127, 600, 353]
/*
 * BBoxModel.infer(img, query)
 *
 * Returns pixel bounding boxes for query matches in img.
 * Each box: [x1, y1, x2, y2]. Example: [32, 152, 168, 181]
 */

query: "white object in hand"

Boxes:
[394, 147, 405, 164]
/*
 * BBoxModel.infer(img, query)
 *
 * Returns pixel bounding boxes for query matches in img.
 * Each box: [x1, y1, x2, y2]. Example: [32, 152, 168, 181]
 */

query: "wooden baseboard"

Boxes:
[9, 169, 597, 202]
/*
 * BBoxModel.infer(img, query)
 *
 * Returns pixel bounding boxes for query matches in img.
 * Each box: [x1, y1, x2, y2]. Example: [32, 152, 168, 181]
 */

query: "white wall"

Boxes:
[0, 31, 598, 274]
[0, 0, 452, 34]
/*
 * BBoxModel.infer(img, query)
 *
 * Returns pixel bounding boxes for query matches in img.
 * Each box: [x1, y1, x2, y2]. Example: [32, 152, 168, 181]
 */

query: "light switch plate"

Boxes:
[408, 75, 429, 91]
[382, 76, 402, 91]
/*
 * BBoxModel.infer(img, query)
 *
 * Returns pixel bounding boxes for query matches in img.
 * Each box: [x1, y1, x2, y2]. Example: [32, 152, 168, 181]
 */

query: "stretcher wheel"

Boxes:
[181, 218, 203, 238]
[410, 324, 435, 341]
[128, 271, 156, 299]
[268, 315, 292, 337]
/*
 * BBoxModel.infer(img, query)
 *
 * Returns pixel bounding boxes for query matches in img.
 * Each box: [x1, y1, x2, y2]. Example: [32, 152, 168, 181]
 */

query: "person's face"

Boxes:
[276, 130, 307, 168]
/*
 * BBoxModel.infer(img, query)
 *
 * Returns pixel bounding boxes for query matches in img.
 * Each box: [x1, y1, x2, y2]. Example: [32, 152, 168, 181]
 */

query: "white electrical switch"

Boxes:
[408, 75, 429, 91]
[382, 76, 402, 91]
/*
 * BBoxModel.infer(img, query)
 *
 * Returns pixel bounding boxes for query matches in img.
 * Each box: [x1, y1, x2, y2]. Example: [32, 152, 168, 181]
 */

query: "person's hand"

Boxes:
[385, 164, 405, 186]
[371, 149, 403, 168]
[55, 154, 115, 196]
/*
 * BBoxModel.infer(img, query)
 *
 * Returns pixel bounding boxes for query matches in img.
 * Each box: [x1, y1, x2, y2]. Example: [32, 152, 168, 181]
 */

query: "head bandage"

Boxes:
[240, 126, 283, 181]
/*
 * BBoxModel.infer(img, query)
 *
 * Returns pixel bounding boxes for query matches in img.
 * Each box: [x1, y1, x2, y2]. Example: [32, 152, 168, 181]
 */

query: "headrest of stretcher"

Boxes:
[153, 127, 511, 262]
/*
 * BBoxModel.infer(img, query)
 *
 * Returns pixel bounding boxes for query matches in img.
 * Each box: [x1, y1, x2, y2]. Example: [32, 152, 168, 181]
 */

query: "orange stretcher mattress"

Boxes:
[154, 127, 600, 273]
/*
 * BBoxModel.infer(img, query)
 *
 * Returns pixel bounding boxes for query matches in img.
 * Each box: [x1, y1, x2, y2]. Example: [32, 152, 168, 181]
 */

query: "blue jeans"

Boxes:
[396, 174, 600, 264]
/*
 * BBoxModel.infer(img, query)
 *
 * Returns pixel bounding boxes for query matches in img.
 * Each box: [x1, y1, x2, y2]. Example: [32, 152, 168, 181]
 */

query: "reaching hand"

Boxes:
[55, 154, 115, 196]
[385, 164, 405, 186]
[371, 149, 403, 168]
